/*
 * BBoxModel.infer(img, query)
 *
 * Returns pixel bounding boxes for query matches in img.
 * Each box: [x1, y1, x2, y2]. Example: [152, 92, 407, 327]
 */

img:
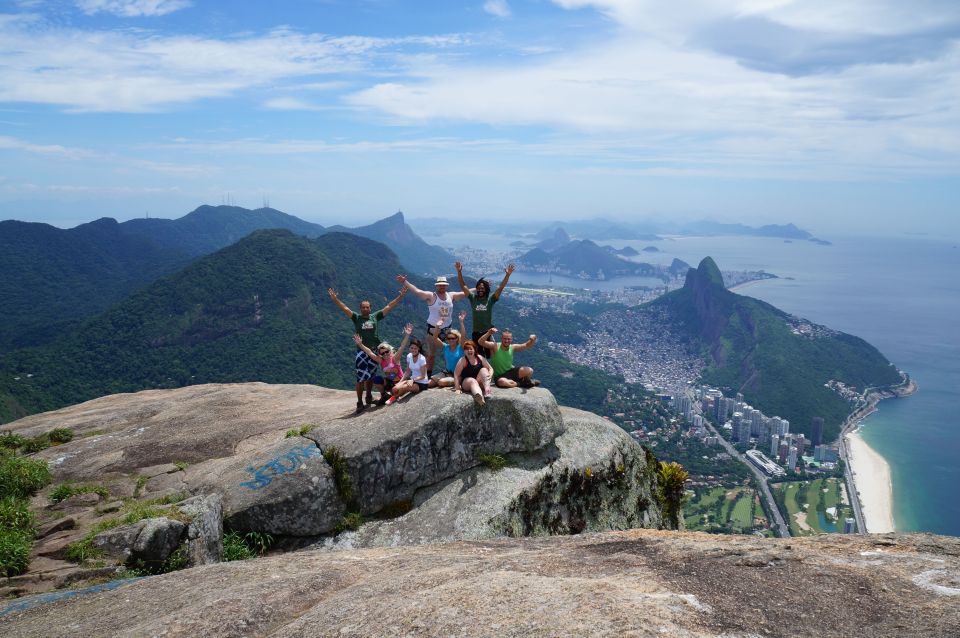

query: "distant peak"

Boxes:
[684, 256, 725, 289]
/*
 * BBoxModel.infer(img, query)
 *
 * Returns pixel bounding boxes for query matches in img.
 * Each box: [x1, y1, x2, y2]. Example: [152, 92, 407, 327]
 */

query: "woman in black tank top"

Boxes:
[454, 340, 493, 406]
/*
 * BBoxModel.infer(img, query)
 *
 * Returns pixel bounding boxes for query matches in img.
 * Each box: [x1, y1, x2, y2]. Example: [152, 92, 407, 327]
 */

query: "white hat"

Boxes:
[435, 276, 449, 286]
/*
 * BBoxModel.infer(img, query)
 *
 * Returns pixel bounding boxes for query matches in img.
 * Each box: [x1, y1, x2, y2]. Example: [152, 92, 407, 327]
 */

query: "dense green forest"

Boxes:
[652, 257, 902, 441]
[0, 230, 619, 423]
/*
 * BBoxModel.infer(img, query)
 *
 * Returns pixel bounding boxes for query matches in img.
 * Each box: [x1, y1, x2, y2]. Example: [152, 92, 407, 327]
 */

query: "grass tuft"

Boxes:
[49, 482, 110, 504]
[478, 453, 509, 471]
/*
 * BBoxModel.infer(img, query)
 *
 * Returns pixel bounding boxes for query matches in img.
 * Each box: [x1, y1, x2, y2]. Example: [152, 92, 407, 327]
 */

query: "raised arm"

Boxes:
[478, 327, 498, 351]
[381, 286, 408, 316]
[493, 263, 515, 300]
[328, 288, 353, 318]
[428, 317, 446, 349]
[353, 334, 380, 363]
[512, 334, 538, 352]
[454, 261, 471, 296]
[458, 310, 467, 337]
[396, 274, 434, 302]
[395, 323, 413, 362]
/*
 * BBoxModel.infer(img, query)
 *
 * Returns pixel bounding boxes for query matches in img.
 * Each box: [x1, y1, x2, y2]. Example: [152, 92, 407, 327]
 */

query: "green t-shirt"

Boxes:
[468, 293, 499, 333]
[489, 343, 515, 376]
[352, 310, 385, 350]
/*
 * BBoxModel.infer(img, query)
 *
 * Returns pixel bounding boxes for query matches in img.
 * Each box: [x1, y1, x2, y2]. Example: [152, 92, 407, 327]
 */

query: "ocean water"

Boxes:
[431, 229, 960, 536]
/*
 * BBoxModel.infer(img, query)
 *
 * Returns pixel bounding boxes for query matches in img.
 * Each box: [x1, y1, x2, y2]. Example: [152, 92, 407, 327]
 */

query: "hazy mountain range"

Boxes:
[0, 206, 450, 351]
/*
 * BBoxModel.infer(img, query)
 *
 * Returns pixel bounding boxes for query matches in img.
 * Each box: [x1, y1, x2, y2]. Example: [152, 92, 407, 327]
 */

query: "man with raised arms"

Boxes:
[328, 286, 407, 412]
[478, 328, 539, 388]
[455, 261, 514, 357]
[396, 273, 466, 376]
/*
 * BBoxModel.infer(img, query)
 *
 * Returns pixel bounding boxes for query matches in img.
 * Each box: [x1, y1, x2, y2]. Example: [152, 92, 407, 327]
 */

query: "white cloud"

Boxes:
[0, 135, 96, 160]
[483, 0, 511, 19]
[0, 20, 465, 112]
[75, 0, 191, 17]
[345, 4, 960, 179]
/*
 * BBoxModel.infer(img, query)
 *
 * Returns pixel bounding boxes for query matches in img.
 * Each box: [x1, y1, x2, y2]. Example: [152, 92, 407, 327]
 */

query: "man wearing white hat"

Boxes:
[396, 273, 467, 377]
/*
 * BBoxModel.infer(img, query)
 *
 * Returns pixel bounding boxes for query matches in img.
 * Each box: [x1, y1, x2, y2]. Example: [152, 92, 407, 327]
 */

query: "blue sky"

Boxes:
[1, 0, 958, 237]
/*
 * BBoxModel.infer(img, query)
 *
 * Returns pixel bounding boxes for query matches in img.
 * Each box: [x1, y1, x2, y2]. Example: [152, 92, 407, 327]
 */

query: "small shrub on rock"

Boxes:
[49, 482, 110, 504]
[48, 428, 74, 444]
[0, 454, 51, 499]
[0, 432, 25, 451]
[0, 495, 35, 532]
[479, 453, 509, 471]
[0, 528, 32, 577]
[222, 530, 273, 561]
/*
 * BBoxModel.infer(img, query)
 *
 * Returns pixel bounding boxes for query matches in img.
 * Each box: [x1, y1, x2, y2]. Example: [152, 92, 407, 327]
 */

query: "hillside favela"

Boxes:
[1, 2, 958, 637]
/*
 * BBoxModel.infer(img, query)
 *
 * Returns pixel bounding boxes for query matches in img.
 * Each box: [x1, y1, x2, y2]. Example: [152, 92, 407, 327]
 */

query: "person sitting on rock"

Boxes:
[329, 286, 407, 412]
[428, 311, 467, 388]
[352, 323, 412, 404]
[478, 328, 539, 388]
[454, 339, 494, 406]
[455, 261, 514, 357]
[396, 273, 466, 377]
[387, 338, 430, 404]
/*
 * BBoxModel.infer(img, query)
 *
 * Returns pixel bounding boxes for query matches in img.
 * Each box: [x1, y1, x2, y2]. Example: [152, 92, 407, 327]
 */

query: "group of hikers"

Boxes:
[328, 262, 539, 412]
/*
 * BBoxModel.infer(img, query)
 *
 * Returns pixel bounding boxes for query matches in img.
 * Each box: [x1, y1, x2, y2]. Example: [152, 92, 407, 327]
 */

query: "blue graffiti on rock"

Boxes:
[240, 444, 322, 490]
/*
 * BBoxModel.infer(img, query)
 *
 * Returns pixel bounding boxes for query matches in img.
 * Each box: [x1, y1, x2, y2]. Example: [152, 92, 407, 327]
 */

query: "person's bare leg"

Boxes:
[497, 377, 518, 388]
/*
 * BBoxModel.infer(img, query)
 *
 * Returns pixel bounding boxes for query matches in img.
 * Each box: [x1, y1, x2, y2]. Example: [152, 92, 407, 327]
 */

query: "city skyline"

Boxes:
[1, 1, 958, 238]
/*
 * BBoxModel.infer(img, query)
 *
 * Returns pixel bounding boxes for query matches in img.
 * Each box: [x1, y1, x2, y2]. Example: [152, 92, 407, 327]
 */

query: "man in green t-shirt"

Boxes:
[478, 327, 539, 388]
[328, 287, 406, 412]
[455, 261, 514, 357]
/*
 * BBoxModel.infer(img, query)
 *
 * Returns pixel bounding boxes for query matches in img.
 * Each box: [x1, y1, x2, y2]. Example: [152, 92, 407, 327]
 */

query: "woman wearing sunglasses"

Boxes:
[352, 323, 412, 405]
[428, 311, 467, 388]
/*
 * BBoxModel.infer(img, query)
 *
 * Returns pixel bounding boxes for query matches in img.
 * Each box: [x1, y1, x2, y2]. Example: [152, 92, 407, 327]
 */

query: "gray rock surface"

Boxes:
[131, 518, 187, 564]
[342, 406, 661, 548]
[5, 383, 664, 594]
[3, 530, 959, 637]
[177, 494, 223, 566]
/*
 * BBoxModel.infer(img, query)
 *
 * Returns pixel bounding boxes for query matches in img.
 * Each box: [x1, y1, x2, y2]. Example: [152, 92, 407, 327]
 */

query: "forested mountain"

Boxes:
[0, 230, 616, 423]
[0, 217, 192, 350]
[652, 257, 902, 440]
[0, 206, 451, 351]
[119, 205, 326, 257]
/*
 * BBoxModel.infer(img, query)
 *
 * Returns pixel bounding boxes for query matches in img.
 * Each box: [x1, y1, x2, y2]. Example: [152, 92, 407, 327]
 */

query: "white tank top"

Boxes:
[426, 292, 454, 326]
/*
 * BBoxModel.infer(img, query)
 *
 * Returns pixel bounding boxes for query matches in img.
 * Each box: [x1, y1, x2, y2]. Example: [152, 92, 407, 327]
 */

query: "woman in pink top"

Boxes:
[353, 323, 412, 405]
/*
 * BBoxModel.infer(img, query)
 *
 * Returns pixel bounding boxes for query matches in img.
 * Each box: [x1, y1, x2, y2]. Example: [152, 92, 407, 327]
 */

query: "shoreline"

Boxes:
[839, 375, 917, 533]
[845, 428, 895, 533]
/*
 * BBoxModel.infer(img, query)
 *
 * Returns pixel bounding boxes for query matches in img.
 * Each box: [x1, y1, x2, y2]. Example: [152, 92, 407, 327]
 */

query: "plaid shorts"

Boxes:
[355, 350, 378, 383]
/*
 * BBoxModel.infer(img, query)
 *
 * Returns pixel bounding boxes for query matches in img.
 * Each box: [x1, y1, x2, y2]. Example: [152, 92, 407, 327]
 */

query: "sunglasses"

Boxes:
[446, 336, 459, 341]
[379, 349, 390, 354]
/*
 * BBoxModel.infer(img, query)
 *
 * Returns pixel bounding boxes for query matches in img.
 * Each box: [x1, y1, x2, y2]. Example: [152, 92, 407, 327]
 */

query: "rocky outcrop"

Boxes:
[3, 383, 664, 595]
[3, 530, 959, 637]
[339, 407, 661, 548]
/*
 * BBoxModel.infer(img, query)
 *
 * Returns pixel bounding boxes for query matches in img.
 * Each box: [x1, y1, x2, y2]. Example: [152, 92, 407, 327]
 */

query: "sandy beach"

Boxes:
[845, 429, 895, 533]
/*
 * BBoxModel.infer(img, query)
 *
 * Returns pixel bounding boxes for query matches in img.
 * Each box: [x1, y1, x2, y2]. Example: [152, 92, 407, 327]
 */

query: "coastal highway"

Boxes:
[838, 434, 866, 534]
[690, 394, 791, 537]
[838, 399, 876, 534]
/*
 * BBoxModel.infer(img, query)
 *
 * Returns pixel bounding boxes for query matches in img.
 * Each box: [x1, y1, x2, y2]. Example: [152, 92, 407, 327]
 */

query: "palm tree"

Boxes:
[658, 461, 689, 529]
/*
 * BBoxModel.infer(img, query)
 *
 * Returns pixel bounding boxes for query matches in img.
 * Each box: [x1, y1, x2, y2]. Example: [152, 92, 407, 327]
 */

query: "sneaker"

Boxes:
[377, 394, 388, 406]
[532, 379, 541, 387]
[356, 400, 365, 413]
[385, 396, 397, 406]
[365, 393, 374, 406]
[473, 392, 485, 407]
